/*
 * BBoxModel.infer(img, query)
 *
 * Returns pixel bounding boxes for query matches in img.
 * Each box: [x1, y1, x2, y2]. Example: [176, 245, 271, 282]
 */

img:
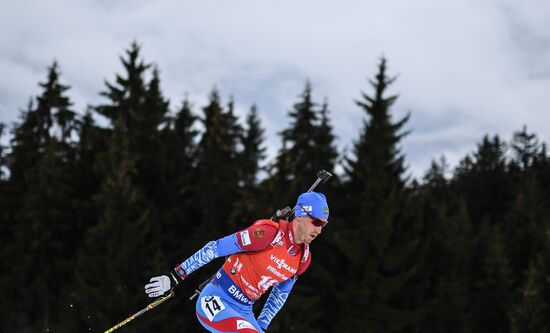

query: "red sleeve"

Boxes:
[296, 251, 312, 276]
[236, 220, 278, 251]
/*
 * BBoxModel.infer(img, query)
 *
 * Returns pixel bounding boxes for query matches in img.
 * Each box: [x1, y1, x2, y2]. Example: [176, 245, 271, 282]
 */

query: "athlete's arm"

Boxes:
[173, 234, 237, 276]
[257, 277, 297, 331]
[146, 222, 277, 298]
[175, 221, 278, 276]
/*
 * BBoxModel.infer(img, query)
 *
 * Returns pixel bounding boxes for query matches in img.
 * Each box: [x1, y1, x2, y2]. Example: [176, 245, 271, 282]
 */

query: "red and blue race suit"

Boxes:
[175, 219, 311, 332]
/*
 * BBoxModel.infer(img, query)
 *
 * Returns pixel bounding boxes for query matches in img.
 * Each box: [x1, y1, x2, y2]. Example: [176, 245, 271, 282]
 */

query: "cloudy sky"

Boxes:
[1, 0, 549, 179]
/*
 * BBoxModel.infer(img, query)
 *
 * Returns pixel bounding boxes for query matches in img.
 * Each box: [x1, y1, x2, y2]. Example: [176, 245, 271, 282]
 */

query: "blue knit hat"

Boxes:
[294, 192, 329, 220]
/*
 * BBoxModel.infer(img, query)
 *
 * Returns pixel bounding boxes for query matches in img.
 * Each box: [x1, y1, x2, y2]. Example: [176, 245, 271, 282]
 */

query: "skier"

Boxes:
[145, 192, 330, 332]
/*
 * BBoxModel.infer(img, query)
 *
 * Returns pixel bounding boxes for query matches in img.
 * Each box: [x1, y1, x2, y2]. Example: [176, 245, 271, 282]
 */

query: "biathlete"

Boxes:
[144, 192, 330, 332]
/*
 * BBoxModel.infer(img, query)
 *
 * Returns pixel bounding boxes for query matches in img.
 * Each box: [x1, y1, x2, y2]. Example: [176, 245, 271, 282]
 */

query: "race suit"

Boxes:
[174, 219, 311, 333]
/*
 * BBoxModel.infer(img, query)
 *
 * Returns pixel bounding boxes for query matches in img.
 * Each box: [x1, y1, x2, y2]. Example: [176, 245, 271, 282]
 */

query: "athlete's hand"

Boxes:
[145, 267, 187, 298]
[145, 275, 173, 297]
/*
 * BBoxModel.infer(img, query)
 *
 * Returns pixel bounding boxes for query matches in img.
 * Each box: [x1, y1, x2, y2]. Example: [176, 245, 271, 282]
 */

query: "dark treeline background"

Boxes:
[1, 42, 549, 333]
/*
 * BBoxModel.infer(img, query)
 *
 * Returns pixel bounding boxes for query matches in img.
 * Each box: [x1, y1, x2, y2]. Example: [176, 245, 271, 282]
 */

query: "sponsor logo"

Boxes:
[323, 207, 329, 215]
[253, 228, 264, 238]
[240, 276, 260, 297]
[236, 320, 255, 330]
[240, 275, 259, 297]
[228, 285, 253, 305]
[240, 230, 251, 246]
[267, 265, 289, 280]
[270, 254, 298, 274]
[302, 205, 312, 212]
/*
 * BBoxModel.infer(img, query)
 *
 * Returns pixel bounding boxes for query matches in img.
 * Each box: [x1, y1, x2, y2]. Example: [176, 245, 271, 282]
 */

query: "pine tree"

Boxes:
[160, 96, 199, 258]
[310, 97, 340, 217]
[95, 42, 150, 131]
[9, 61, 74, 182]
[94, 43, 170, 193]
[503, 128, 546, 286]
[73, 110, 107, 231]
[72, 116, 162, 332]
[92, 42, 173, 240]
[269, 82, 315, 207]
[4, 62, 79, 332]
[269, 82, 338, 212]
[67, 42, 177, 332]
[152, 97, 202, 332]
[315, 98, 339, 171]
[510, 125, 539, 171]
[230, 105, 267, 225]
[0, 122, 11, 328]
[454, 135, 513, 227]
[195, 89, 243, 236]
[9, 100, 37, 184]
[157, 95, 201, 273]
[241, 105, 266, 187]
[336, 57, 419, 332]
[344, 59, 409, 207]
[136, 66, 171, 197]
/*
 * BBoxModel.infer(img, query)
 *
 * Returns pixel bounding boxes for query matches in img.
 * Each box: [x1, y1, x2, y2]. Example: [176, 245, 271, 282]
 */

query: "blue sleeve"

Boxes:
[177, 233, 244, 275]
[257, 277, 297, 330]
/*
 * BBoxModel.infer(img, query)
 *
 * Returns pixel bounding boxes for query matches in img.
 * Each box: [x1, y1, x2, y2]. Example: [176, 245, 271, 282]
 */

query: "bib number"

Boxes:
[201, 295, 226, 321]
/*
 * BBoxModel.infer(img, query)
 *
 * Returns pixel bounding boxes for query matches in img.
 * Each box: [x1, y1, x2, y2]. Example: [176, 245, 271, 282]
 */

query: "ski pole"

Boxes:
[104, 290, 174, 333]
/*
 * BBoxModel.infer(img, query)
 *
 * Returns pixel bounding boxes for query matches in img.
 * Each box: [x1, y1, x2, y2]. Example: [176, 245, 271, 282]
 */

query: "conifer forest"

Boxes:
[1, 42, 549, 333]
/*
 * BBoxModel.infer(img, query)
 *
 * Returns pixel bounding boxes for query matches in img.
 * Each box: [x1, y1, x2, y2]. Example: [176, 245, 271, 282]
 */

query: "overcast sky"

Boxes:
[1, 0, 550, 179]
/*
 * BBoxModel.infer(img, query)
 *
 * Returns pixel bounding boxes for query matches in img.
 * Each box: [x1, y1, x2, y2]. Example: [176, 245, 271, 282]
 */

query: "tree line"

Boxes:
[1, 42, 549, 333]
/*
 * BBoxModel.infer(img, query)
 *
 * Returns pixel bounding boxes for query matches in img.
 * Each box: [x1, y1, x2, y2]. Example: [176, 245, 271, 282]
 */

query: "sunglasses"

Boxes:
[298, 204, 328, 227]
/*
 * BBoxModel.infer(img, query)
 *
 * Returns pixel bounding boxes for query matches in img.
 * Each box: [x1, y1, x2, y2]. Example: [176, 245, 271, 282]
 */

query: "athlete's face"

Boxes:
[294, 216, 326, 244]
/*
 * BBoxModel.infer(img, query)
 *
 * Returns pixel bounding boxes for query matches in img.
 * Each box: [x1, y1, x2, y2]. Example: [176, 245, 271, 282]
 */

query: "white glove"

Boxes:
[145, 275, 172, 298]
